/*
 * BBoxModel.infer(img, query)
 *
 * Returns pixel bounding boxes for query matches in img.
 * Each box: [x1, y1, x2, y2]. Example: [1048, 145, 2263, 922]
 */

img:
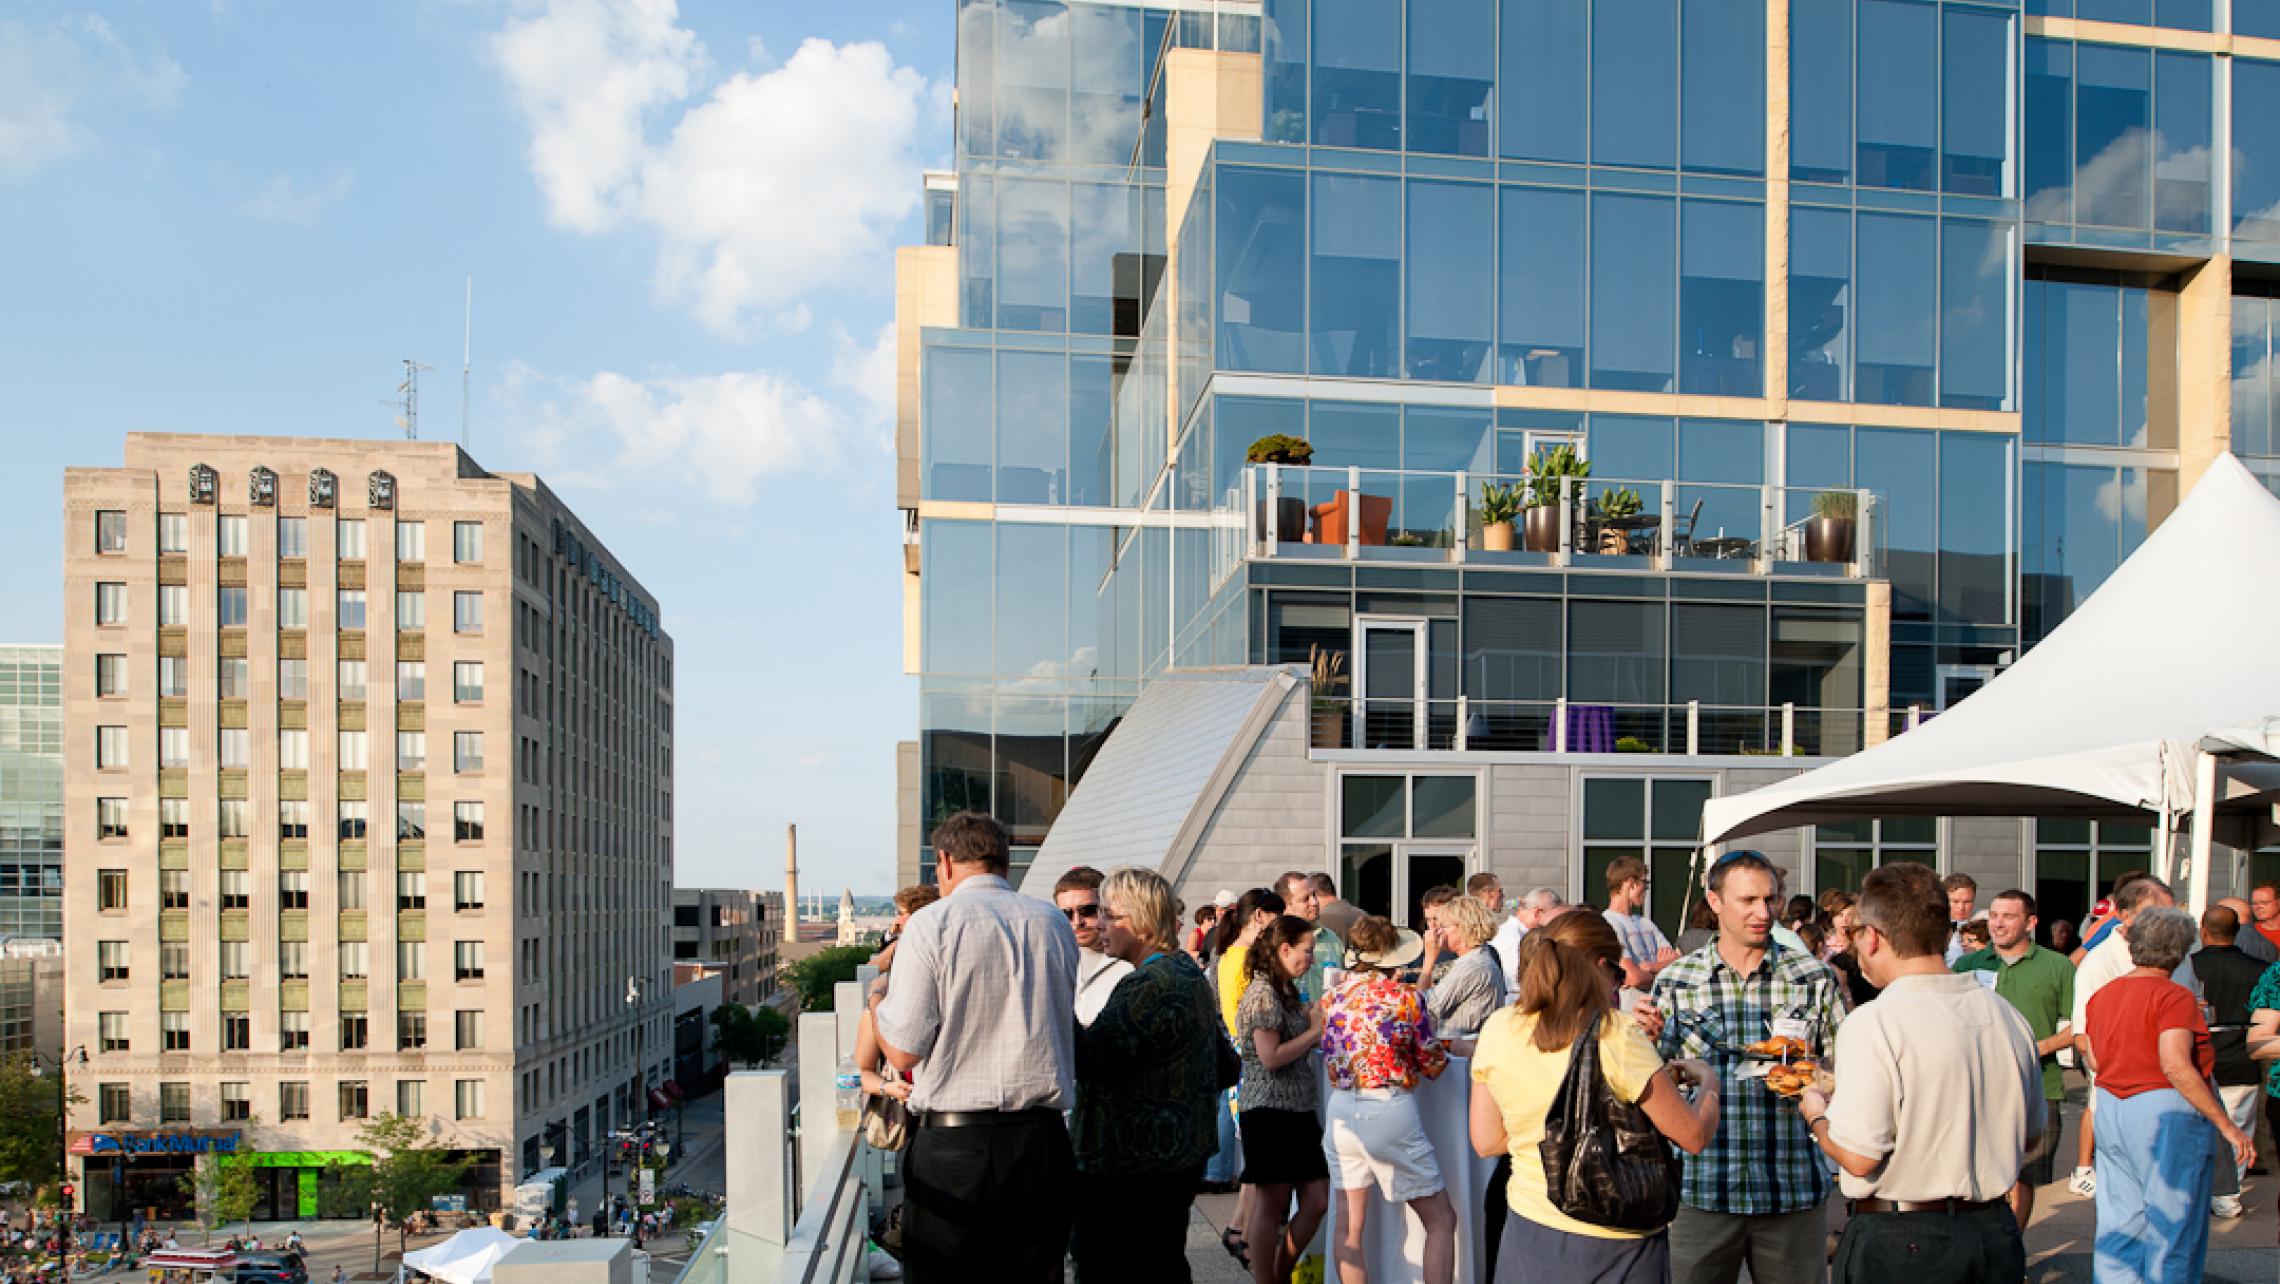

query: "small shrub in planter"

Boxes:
[1246, 434, 1314, 465]
[1615, 735, 1658, 754]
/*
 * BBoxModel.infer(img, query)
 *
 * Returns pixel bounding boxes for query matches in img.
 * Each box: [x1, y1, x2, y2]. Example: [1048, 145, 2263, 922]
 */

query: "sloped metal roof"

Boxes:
[1019, 665, 1303, 896]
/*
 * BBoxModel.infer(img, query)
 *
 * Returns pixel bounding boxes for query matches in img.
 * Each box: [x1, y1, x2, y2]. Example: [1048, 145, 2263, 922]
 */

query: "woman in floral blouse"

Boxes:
[1321, 916, 1459, 1284]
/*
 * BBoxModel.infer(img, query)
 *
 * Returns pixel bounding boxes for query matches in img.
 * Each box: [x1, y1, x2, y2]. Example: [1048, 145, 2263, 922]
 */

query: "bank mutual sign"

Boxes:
[70, 1132, 242, 1157]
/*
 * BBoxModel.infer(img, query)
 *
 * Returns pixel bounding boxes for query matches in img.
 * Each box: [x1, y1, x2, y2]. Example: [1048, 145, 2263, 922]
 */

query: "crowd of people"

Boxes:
[852, 809, 2280, 1284]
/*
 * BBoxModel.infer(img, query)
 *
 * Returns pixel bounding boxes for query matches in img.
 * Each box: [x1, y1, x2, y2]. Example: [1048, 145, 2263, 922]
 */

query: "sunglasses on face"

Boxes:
[1062, 903, 1101, 922]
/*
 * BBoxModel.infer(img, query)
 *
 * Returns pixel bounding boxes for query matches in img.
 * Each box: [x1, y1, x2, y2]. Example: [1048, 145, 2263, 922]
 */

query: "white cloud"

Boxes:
[240, 169, 355, 224]
[497, 359, 856, 504]
[489, 1, 941, 334]
[830, 321, 898, 433]
[0, 15, 186, 180]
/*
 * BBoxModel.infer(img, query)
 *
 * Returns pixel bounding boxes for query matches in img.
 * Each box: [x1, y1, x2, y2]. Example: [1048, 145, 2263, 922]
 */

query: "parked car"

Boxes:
[234, 1251, 307, 1284]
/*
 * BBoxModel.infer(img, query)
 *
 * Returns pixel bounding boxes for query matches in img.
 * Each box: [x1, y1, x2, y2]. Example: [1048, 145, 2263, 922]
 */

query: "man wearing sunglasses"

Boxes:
[1057, 866, 1134, 1027]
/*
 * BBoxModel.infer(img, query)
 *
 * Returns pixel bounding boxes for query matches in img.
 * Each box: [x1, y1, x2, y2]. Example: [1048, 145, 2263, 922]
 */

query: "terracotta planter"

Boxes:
[1481, 520, 1515, 552]
[1311, 706, 1349, 749]
[1522, 505, 1564, 552]
[1805, 516, 1856, 564]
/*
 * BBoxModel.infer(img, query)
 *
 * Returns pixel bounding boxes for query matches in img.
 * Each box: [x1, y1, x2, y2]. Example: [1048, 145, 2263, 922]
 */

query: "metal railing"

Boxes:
[1240, 466, 1883, 577]
[1304, 696, 1871, 757]
[674, 974, 884, 1284]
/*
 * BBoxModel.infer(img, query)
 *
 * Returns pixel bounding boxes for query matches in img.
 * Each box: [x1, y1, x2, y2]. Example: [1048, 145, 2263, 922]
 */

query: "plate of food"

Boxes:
[1741, 1035, 1815, 1062]
[1762, 1059, 1834, 1098]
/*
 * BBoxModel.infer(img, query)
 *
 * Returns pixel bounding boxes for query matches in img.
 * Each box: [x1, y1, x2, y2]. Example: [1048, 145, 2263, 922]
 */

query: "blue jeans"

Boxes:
[2093, 1086, 2214, 1284]
[1204, 1088, 1239, 1184]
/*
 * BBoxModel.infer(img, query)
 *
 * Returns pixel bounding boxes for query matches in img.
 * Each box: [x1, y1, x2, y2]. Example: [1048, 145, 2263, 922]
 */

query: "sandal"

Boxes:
[1219, 1227, 1249, 1268]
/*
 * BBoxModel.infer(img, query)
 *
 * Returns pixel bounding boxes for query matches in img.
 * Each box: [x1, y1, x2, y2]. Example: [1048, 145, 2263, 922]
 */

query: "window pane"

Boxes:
[1681, 0, 1763, 175]
[1461, 597, 1562, 700]
[1939, 432, 2014, 625]
[2024, 39, 2072, 223]
[2153, 52, 2212, 234]
[1939, 219, 2014, 410]
[996, 177, 1068, 332]
[924, 343, 994, 502]
[1592, 0, 1676, 169]
[1669, 604, 1766, 706]
[1770, 607, 1865, 714]
[921, 522, 993, 675]
[1941, 7, 2012, 196]
[1855, 213, 1937, 406]
[1499, 0, 1587, 162]
[1567, 600, 1667, 703]
[1264, 0, 1307, 141]
[1678, 200, 1763, 395]
[1310, 172, 1401, 378]
[2076, 44, 2150, 228]
[1405, 180, 1493, 382]
[1069, 182, 1140, 335]
[997, 1, 1068, 164]
[1790, 0, 1852, 182]
[995, 524, 1067, 678]
[1589, 194, 1676, 391]
[1789, 207, 1851, 400]
[1497, 185, 1587, 387]
[1412, 776, 1476, 838]
[1856, 428, 1937, 619]
[1583, 777, 1645, 840]
[1651, 778, 1713, 841]
[1857, 0, 1936, 189]
[2234, 59, 2280, 244]
[1313, 0, 1401, 149]
[1216, 167, 1307, 373]
[996, 350, 1067, 504]
[1407, 0, 1493, 156]
[1342, 775, 1406, 838]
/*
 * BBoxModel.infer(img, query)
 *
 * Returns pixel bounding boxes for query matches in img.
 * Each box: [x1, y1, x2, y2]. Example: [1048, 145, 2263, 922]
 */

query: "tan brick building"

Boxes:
[62, 435, 674, 1218]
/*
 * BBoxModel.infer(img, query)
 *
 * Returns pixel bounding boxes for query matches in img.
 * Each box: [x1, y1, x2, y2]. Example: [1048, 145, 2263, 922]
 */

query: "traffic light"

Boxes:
[58, 1184, 73, 1211]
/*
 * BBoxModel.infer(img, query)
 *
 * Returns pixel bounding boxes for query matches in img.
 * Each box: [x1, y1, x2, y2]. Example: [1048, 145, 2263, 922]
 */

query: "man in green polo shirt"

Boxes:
[1953, 887, 2076, 1229]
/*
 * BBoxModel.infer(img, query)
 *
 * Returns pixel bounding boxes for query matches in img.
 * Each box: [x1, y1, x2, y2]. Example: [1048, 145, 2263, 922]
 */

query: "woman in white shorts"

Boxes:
[1320, 916, 1459, 1284]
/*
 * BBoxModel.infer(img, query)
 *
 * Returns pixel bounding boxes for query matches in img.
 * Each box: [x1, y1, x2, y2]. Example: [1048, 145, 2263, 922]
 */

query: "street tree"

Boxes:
[359, 1114, 471, 1274]
[709, 1004, 791, 1068]
[0, 1054, 74, 1195]
[778, 945, 873, 1012]
[179, 1152, 259, 1243]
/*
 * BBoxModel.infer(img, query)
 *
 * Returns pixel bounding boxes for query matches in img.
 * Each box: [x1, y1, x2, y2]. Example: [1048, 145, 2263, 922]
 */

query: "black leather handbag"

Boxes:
[1538, 1009, 1683, 1232]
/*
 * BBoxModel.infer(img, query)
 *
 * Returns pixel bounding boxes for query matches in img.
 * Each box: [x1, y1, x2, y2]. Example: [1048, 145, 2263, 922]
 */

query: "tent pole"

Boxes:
[2156, 804, 2174, 884]
[2187, 749, 2218, 918]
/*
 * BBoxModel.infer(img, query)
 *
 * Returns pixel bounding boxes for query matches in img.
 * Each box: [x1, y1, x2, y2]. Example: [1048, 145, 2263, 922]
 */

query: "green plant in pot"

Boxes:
[1247, 435, 1314, 542]
[1806, 489, 1858, 564]
[1477, 480, 1524, 551]
[1592, 486, 1644, 554]
[1521, 445, 1591, 552]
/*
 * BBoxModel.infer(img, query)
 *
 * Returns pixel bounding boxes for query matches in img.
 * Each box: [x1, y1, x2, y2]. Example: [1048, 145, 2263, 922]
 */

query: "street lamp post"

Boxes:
[33, 1047, 90, 1284]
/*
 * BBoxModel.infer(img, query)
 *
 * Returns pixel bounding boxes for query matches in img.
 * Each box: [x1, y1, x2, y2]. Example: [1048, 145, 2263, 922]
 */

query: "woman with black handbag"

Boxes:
[1468, 910, 1720, 1283]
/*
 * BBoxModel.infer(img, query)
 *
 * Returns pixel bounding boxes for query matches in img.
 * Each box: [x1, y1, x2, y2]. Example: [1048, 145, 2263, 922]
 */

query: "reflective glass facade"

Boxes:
[906, 0, 2280, 873]
[0, 647, 62, 940]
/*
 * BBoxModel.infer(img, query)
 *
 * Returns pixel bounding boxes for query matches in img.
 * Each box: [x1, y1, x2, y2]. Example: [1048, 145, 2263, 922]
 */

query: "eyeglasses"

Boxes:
[1061, 904, 1101, 922]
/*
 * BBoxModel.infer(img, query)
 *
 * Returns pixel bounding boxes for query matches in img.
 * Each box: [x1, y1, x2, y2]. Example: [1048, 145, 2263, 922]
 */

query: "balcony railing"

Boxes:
[1304, 696, 1874, 758]
[1239, 465, 1883, 577]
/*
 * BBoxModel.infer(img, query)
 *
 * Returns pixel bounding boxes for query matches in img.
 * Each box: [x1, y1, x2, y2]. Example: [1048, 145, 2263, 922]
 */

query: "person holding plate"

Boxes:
[1796, 862, 2043, 1284]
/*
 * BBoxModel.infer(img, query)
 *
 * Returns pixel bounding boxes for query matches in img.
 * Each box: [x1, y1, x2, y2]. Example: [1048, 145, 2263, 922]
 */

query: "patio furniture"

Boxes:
[1312, 490, 1392, 546]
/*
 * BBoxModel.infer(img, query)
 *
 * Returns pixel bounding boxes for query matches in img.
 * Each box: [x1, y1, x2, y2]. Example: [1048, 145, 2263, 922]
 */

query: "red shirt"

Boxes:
[2257, 920, 2280, 955]
[2086, 973, 2211, 1098]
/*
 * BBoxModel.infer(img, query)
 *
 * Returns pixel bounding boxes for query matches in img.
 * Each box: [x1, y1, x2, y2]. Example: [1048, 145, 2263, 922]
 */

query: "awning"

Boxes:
[1700, 453, 2280, 860]
[144, 1251, 241, 1274]
[399, 1229, 526, 1284]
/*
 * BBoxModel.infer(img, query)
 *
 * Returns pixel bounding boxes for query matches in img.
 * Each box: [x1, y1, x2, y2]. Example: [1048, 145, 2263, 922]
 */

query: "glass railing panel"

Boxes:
[1692, 707, 1771, 755]
[1672, 483, 1765, 563]
[1771, 486, 1872, 567]
[1459, 701, 1554, 751]
[1572, 478, 1666, 559]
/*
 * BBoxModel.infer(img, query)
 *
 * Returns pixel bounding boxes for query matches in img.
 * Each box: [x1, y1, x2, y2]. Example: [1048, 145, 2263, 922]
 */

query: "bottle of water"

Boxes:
[834, 1055, 862, 1131]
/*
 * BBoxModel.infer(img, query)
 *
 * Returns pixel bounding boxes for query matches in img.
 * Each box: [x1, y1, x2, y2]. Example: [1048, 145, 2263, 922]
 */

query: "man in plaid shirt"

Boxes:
[1637, 851, 1848, 1284]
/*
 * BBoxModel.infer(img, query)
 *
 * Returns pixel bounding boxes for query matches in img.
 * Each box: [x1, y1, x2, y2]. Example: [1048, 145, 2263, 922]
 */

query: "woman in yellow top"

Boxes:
[1468, 911, 1720, 1283]
[1207, 885, 1284, 1267]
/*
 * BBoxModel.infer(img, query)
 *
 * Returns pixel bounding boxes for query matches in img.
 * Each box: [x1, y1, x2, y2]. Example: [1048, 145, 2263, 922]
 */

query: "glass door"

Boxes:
[1356, 617, 1427, 749]
[1395, 844, 1475, 933]
[1936, 663, 1998, 710]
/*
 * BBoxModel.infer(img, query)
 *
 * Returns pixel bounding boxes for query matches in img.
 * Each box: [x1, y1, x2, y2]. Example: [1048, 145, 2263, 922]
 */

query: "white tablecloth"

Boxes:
[1320, 1057, 1499, 1284]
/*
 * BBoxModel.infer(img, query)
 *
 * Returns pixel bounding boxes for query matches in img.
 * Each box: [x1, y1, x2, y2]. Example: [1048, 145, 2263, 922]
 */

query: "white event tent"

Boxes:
[1699, 452, 2280, 913]
[399, 1228, 528, 1284]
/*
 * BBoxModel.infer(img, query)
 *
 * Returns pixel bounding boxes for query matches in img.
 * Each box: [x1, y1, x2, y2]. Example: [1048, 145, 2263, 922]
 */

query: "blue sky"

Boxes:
[0, 0, 954, 896]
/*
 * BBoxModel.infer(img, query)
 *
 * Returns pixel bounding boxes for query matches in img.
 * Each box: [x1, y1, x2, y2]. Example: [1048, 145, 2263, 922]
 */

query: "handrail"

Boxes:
[779, 1129, 867, 1284]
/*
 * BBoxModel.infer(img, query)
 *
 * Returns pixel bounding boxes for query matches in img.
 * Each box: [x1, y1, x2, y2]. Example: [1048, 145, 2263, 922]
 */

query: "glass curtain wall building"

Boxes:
[0, 646, 63, 940]
[899, 0, 2280, 903]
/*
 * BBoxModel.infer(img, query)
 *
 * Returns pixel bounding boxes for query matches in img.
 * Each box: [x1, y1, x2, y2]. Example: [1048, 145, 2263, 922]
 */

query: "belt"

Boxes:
[1848, 1196, 2006, 1216]
[917, 1107, 1061, 1129]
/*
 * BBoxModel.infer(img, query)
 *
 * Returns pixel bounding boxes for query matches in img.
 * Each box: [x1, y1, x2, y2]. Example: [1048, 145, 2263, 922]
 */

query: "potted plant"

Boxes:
[1806, 489, 1857, 563]
[1308, 645, 1348, 749]
[1615, 735, 1658, 754]
[1522, 444, 1591, 552]
[1477, 480, 1523, 551]
[1248, 435, 1314, 542]
[1592, 486, 1643, 554]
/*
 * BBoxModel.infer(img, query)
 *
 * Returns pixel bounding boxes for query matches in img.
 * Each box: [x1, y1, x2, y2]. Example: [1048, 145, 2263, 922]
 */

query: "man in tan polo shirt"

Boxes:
[1797, 862, 2044, 1284]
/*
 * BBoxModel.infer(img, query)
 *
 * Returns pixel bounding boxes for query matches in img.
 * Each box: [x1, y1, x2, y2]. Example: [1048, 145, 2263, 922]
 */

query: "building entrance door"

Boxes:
[1395, 845, 1474, 933]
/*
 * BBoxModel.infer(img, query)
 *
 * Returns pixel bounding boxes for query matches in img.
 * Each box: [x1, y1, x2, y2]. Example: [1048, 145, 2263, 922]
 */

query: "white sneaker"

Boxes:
[2066, 1167, 2096, 1197]
[2211, 1195, 2244, 1219]
[866, 1250, 903, 1280]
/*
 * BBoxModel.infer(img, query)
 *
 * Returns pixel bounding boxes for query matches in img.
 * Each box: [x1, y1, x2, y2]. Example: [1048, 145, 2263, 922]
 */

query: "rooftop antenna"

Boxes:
[460, 277, 473, 446]
[384, 358, 434, 440]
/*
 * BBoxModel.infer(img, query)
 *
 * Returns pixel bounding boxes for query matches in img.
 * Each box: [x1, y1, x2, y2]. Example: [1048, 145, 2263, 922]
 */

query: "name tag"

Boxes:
[1772, 1017, 1812, 1042]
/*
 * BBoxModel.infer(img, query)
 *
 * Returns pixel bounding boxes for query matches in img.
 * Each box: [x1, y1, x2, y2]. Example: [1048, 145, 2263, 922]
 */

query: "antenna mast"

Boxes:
[461, 278, 473, 446]
[386, 358, 435, 440]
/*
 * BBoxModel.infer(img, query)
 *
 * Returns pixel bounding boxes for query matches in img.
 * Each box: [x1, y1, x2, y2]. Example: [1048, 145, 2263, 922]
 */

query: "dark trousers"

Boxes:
[1831, 1204, 2025, 1284]
[1072, 1163, 1205, 1284]
[1481, 1155, 1512, 1282]
[903, 1111, 1073, 1284]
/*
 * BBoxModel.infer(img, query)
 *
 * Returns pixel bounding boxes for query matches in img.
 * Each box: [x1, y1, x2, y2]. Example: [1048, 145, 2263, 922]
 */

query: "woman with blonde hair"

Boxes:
[1071, 868, 1225, 1282]
[1425, 894, 1508, 1041]
[1321, 916, 1457, 1284]
[1469, 910, 1720, 1283]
